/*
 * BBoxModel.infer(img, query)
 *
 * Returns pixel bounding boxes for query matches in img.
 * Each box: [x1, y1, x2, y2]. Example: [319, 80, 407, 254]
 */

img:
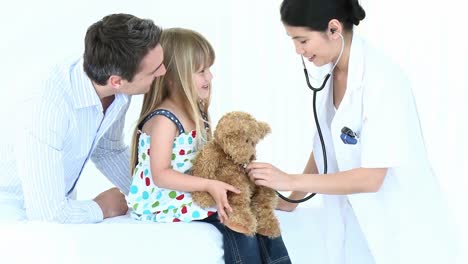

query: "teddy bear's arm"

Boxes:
[191, 146, 220, 208]
[191, 146, 220, 180]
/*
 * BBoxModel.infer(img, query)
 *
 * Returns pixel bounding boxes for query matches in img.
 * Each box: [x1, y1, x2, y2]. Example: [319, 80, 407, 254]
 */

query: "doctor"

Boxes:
[248, 0, 458, 263]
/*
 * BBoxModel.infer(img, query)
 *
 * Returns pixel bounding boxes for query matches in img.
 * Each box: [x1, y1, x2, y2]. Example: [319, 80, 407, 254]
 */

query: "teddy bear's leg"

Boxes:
[224, 185, 257, 236]
[251, 186, 281, 238]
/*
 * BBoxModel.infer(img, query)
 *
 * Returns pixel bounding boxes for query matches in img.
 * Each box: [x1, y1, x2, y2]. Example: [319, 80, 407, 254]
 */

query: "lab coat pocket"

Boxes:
[330, 88, 364, 171]
[332, 123, 362, 171]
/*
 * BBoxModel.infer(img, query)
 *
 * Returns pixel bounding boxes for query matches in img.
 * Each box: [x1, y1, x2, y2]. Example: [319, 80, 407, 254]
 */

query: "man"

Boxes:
[0, 13, 166, 223]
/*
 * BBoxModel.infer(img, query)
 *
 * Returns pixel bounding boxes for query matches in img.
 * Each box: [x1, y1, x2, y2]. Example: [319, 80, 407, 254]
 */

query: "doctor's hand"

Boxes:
[247, 162, 293, 192]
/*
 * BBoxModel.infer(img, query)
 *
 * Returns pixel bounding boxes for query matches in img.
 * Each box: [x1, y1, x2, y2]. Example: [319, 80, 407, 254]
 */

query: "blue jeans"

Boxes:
[201, 213, 291, 264]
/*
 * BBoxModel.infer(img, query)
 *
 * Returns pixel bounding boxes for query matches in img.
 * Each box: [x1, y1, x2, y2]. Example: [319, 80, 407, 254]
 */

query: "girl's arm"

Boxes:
[146, 115, 212, 191]
[144, 115, 239, 222]
[247, 162, 387, 195]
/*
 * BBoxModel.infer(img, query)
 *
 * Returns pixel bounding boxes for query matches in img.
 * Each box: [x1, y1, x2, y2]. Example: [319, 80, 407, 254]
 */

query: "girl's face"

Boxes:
[284, 25, 336, 67]
[193, 66, 213, 100]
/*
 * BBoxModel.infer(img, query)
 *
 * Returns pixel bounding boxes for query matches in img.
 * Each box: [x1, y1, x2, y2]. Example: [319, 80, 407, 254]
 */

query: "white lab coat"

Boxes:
[310, 34, 458, 264]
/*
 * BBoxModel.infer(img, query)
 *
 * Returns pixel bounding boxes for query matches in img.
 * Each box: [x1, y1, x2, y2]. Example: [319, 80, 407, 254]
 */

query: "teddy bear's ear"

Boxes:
[214, 123, 229, 143]
[258, 121, 271, 139]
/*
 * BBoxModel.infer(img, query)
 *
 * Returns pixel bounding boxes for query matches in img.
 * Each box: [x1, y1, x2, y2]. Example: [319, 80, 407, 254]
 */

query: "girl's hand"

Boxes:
[247, 162, 293, 191]
[205, 180, 240, 223]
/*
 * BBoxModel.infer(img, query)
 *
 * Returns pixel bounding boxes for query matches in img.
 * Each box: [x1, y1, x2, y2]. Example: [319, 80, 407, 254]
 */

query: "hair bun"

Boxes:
[348, 0, 366, 25]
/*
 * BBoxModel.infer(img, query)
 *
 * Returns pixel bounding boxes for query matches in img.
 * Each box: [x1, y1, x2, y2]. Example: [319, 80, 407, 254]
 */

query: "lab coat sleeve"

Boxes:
[360, 64, 412, 169]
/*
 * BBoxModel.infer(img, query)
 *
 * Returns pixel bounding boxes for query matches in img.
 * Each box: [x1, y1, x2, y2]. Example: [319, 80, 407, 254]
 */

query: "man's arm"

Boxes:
[16, 100, 104, 223]
[90, 112, 131, 195]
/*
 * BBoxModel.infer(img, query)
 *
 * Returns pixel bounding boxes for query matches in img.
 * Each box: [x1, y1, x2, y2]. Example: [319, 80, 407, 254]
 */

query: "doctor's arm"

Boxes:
[276, 152, 318, 211]
[247, 162, 387, 195]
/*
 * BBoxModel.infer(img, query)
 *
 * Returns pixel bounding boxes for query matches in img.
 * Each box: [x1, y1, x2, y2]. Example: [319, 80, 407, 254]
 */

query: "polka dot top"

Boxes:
[126, 109, 216, 222]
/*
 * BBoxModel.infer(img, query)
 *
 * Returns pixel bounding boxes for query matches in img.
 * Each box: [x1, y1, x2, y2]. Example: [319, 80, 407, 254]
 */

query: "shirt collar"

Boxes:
[70, 58, 102, 109]
[69, 58, 130, 109]
[316, 33, 365, 113]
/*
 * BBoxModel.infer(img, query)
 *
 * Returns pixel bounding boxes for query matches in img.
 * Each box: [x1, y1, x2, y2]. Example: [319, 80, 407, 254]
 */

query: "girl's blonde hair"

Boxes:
[130, 28, 215, 175]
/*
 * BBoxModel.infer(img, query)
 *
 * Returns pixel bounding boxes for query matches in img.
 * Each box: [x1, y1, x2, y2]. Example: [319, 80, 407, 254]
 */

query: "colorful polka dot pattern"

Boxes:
[126, 130, 216, 222]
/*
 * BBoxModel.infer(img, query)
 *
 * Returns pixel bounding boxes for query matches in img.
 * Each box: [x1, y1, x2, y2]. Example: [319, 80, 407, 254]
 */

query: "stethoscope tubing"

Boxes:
[276, 33, 344, 203]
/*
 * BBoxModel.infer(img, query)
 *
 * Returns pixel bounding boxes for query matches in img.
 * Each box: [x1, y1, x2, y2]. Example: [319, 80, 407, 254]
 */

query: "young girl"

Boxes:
[126, 28, 291, 264]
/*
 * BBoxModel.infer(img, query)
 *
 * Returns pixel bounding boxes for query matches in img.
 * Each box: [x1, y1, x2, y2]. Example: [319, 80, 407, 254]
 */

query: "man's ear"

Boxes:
[108, 75, 124, 89]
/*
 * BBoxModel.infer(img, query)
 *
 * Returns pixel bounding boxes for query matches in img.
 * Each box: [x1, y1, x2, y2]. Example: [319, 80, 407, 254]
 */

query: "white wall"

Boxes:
[1, 0, 466, 255]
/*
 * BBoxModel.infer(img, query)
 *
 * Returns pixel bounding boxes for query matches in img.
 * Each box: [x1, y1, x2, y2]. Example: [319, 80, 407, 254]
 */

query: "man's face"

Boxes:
[120, 44, 166, 95]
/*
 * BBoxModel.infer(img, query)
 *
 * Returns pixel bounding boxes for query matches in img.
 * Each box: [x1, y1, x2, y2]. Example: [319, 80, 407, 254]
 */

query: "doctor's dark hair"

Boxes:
[280, 0, 366, 32]
[83, 13, 162, 85]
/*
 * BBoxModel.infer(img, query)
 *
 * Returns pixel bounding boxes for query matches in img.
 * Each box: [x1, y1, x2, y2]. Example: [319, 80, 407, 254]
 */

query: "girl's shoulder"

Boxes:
[139, 128, 197, 140]
[140, 107, 199, 143]
[140, 112, 180, 137]
[142, 108, 181, 126]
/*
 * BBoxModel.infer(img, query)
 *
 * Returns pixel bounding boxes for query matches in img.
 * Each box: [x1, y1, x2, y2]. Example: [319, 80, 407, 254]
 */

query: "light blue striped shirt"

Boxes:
[0, 57, 131, 223]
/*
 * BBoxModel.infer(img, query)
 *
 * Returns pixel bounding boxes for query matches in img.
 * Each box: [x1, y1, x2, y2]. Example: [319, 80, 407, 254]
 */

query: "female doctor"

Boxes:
[247, 0, 458, 263]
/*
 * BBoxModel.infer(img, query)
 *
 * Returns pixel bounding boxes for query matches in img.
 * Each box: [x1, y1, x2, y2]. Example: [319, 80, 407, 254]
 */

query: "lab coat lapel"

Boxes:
[332, 33, 364, 122]
[344, 34, 365, 103]
[330, 34, 365, 171]
[332, 34, 399, 264]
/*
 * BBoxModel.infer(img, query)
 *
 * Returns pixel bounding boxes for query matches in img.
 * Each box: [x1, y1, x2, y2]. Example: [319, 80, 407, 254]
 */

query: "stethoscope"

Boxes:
[276, 30, 345, 203]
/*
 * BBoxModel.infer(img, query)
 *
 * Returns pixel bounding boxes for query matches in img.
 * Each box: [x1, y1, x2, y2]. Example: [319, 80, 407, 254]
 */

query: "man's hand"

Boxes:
[93, 187, 128, 219]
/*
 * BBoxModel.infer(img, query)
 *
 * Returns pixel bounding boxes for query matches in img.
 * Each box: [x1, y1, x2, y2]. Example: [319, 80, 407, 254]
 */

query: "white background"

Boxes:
[1, 0, 466, 256]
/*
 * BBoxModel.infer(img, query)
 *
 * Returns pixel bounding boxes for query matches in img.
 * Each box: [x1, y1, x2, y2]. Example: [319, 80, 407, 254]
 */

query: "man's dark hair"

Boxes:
[83, 13, 162, 85]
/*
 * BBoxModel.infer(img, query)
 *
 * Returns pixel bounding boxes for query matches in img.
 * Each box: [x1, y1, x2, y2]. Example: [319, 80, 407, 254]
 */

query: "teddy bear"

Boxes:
[191, 111, 280, 238]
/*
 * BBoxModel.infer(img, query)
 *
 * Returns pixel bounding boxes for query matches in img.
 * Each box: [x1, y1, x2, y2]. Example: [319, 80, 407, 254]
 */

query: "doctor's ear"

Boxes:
[327, 19, 343, 39]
